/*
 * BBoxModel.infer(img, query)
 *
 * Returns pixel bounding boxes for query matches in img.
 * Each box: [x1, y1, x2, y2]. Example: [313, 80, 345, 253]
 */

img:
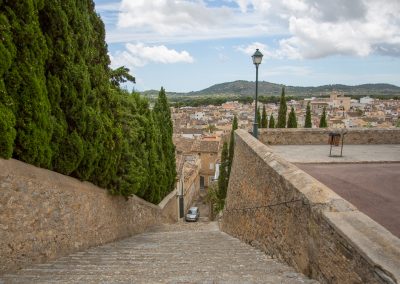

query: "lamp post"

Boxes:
[252, 49, 263, 139]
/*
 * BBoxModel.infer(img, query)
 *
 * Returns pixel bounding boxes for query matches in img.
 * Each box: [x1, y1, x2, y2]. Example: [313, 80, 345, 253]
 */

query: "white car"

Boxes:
[185, 207, 200, 222]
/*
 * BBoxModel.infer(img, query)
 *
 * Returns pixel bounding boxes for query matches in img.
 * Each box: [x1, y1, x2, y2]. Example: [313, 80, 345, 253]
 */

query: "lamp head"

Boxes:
[252, 49, 263, 65]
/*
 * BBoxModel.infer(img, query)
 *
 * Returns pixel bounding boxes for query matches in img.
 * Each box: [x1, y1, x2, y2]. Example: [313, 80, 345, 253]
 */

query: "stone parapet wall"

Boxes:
[259, 128, 400, 145]
[221, 130, 400, 284]
[0, 158, 163, 275]
[159, 188, 178, 223]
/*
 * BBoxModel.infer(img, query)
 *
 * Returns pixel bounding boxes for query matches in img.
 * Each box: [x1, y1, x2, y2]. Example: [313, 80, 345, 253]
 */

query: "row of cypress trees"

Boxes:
[274, 87, 328, 128]
[0, 0, 175, 203]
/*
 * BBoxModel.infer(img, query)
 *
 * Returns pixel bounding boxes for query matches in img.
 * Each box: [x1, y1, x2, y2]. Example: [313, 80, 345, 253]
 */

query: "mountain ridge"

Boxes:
[141, 80, 400, 97]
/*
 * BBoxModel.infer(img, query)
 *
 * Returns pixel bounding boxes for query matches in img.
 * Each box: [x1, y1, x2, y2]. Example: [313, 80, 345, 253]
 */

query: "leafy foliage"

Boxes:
[319, 107, 328, 128]
[206, 182, 224, 219]
[218, 142, 229, 202]
[261, 105, 268, 128]
[228, 116, 238, 178]
[277, 87, 287, 128]
[269, 114, 275, 128]
[110, 66, 136, 88]
[287, 107, 297, 128]
[0, 0, 175, 203]
[304, 102, 312, 128]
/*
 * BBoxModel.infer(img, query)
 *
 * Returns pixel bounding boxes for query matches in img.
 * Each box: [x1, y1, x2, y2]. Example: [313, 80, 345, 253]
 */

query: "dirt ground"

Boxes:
[296, 163, 400, 238]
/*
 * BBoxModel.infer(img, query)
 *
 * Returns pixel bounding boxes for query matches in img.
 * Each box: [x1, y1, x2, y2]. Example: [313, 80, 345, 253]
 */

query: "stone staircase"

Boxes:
[1, 221, 317, 283]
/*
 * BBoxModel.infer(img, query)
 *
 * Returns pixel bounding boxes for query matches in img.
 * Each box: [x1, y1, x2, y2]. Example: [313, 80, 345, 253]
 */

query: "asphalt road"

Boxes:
[296, 163, 400, 238]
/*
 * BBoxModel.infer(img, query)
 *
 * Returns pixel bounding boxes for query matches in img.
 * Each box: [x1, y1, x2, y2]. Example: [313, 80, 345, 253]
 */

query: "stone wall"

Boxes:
[259, 128, 400, 145]
[184, 175, 200, 214]
[0, 158, 164, 275]
[159, 188, 178, 223]
[221, 130, 400, 284]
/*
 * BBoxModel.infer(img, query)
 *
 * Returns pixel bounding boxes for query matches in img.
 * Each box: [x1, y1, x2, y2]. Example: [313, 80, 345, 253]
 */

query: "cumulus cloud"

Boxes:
[278, 0, 400, 58]
[118, 0, 230, 34]
[110, 43, 194, 69]
[107, 0, 400, 59]
[107, 0, 278, 43]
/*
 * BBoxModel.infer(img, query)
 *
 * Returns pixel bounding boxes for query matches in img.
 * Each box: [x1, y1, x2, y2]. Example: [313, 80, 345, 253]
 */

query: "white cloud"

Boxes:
[236, 42, 266, 55]
[277, 0, 400, 59]
[106, 0, 281, 44]
[110, 43, 194, 69]
[234, 0, 400, 59]
[105, 0, 400, 60]
[118, 0, 230, 33]
[236, 41, 299, 60]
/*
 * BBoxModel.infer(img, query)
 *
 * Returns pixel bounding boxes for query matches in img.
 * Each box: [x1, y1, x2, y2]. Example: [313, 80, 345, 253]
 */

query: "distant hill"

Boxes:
[142, 81, 400, 98]
[191, 81, 400, 97]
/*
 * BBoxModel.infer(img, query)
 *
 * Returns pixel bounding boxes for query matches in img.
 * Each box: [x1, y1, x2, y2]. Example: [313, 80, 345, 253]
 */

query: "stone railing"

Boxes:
[221, 129, 400, 283]
[159, 188, 178, 223]
[0, 158, 178, 275]
[259, 128, 400, 145]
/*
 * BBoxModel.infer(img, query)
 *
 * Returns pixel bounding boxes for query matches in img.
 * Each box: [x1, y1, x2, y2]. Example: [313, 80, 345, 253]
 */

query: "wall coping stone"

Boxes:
[324, 211, 400, 282]
[158, 188, 178, 210]
[259, 127, 400, 145]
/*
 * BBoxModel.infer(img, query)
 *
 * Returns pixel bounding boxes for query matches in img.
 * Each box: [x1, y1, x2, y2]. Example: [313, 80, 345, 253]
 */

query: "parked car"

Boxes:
[185, 207, 200, 222]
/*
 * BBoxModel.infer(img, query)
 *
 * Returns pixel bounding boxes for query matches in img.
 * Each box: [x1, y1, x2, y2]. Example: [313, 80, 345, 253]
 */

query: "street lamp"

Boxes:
[252, 48, 263, 138]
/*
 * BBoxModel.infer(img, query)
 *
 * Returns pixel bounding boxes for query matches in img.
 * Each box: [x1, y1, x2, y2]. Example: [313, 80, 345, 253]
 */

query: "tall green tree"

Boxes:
[218, 142, 229, 201]
[269, 114, 275, 128]
[228, 115, 238, 178]
[153, 87, 176, 197]
[110, 66, 136, 88]
[319, 107, 328, 128]
[276, 87, 287, 128]
[257, 106, 261, 126]
[0, 13, 17, 158]
[304, 102, 312, 128]
[0, 0, 177, 204]
[261, 105, 268, 128]
[2, 0, 54, 167]
[287, 107, 298, 128]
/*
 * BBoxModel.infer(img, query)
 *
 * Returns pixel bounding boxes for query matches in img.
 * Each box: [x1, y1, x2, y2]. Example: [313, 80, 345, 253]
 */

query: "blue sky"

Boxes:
[94, 0, 400, 92]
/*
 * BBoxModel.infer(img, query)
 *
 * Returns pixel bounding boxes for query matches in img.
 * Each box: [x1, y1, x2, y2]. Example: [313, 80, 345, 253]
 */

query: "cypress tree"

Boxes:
[108, 91, 146, 197]
[269, 114, 275, 128]
[227, 115, 238, 177]
[2, 0, 54, 167]
[304, 102, 312, 128]
[218, 142, 229, 201]
[0, 0, 176, 203]
[276, 87, 287, 128]
[261, 105, 268, 128]
[287, 107, 298, 128]
[257, 106, 261, 127]
[154, 87, 176, 196]
[319, 107, 328, 128]
[0, 13, 16, 159]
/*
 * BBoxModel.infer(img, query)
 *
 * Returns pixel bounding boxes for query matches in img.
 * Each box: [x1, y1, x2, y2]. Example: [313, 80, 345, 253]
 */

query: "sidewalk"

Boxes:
[269, 144, 400, 163]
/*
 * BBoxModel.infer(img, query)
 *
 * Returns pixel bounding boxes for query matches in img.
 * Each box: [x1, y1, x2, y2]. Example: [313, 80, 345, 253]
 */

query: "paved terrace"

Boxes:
[270, 144, 400, 238]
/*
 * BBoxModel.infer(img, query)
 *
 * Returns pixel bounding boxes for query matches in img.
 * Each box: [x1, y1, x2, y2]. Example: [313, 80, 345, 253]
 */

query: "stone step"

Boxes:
[0, 222, 318, 284]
